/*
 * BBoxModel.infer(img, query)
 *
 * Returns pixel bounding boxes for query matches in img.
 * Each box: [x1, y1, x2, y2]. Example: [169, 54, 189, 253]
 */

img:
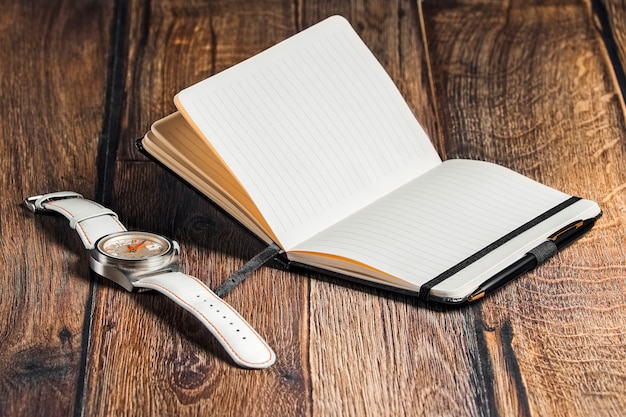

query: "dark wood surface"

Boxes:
[2, 1, 625, 416]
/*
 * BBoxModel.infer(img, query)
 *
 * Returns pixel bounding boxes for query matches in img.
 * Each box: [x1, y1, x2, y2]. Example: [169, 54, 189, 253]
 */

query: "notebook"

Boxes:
[138, 16, 601, 303]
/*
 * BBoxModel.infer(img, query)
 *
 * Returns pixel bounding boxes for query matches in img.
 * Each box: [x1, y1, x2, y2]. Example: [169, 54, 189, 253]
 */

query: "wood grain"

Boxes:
[2, 0, 626, 416]
[422, 0, 626, 415]
[0, 1, 112, 416]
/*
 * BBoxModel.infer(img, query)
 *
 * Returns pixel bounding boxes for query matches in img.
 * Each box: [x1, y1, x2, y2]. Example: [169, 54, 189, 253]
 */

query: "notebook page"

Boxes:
[176, 16, 441, 250]
[290, 160, 571, 284]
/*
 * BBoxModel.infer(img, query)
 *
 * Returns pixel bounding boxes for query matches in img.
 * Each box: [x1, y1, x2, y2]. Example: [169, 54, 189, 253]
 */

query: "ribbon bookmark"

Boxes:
[214, 243, 281, 297]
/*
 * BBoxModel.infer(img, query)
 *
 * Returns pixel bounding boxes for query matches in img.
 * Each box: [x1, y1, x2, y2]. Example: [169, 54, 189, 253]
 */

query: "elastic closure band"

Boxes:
[418, 196, 581, 301]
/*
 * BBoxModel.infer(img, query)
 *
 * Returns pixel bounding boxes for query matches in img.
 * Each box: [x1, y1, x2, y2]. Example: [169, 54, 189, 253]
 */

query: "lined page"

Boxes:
[176, 16, 441, 250]
[290, 160, 571, 284]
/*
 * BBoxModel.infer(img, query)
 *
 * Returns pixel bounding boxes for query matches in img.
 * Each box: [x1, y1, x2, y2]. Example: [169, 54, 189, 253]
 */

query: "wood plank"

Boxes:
[83, 1, 312, 415]
[422, 0, 626, 415]
[0, 1, 112, 416]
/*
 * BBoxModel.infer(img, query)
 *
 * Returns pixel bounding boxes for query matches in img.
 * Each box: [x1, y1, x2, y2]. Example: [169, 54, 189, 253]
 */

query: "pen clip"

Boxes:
[548, 217, 597, 249]
[548, 220, 583, 242]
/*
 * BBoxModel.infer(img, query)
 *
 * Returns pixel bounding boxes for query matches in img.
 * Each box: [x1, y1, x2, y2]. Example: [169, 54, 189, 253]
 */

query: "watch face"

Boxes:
[97, 231, 172, 261]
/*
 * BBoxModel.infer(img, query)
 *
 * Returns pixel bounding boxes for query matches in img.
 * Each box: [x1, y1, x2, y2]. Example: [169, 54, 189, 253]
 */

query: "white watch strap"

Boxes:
[134, 272, 276, 369]
[35, 194, 126, 249]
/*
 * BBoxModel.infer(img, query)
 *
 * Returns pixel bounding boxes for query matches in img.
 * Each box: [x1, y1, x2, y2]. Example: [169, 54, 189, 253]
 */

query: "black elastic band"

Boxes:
[418, 196, 581, 301]
[214, 243, 281, 298]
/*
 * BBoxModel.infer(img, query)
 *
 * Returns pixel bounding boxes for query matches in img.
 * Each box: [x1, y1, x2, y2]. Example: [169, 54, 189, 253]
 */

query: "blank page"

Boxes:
[175, 16, 441, 250]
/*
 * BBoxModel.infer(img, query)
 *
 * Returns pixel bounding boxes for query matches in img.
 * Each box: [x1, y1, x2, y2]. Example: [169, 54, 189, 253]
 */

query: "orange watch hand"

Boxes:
[127, 240, 148, 252]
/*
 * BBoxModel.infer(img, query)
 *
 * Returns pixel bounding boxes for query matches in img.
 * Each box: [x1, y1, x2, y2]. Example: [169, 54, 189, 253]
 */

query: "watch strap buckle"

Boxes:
[24, 191, 84, 213]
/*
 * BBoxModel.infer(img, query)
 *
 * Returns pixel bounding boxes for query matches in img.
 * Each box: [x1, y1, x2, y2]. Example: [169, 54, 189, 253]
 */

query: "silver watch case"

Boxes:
[89, 232, 180, 292]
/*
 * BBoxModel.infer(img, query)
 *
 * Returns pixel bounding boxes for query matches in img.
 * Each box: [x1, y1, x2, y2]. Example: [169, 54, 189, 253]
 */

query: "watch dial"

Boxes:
[98, 231, 171, 260]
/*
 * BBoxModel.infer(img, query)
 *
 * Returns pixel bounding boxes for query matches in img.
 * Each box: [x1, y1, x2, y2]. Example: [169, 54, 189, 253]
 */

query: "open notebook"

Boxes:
[139, 16, 601, 303]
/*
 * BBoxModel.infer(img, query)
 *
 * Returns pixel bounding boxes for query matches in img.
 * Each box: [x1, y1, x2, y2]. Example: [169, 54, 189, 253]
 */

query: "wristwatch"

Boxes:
[24, 191, 276, 369]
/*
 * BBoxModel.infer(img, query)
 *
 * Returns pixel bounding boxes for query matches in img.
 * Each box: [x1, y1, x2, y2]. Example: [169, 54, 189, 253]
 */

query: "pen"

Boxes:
[467, 217, 598, 302]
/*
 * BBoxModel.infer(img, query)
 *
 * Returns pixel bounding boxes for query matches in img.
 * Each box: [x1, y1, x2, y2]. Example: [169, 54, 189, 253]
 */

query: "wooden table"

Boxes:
[2, 1, 625, 416]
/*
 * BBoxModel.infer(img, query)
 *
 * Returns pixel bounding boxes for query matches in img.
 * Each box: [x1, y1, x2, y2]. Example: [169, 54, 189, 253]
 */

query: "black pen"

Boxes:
[467, 217, 598, 302]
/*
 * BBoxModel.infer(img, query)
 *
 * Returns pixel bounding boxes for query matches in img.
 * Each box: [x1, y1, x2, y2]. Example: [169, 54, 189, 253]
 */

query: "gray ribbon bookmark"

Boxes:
[214, 243, 281, 298]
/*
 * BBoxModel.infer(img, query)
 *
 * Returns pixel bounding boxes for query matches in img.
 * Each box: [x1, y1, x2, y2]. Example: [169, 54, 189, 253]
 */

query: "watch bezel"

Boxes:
[94, 231, 173, 264]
